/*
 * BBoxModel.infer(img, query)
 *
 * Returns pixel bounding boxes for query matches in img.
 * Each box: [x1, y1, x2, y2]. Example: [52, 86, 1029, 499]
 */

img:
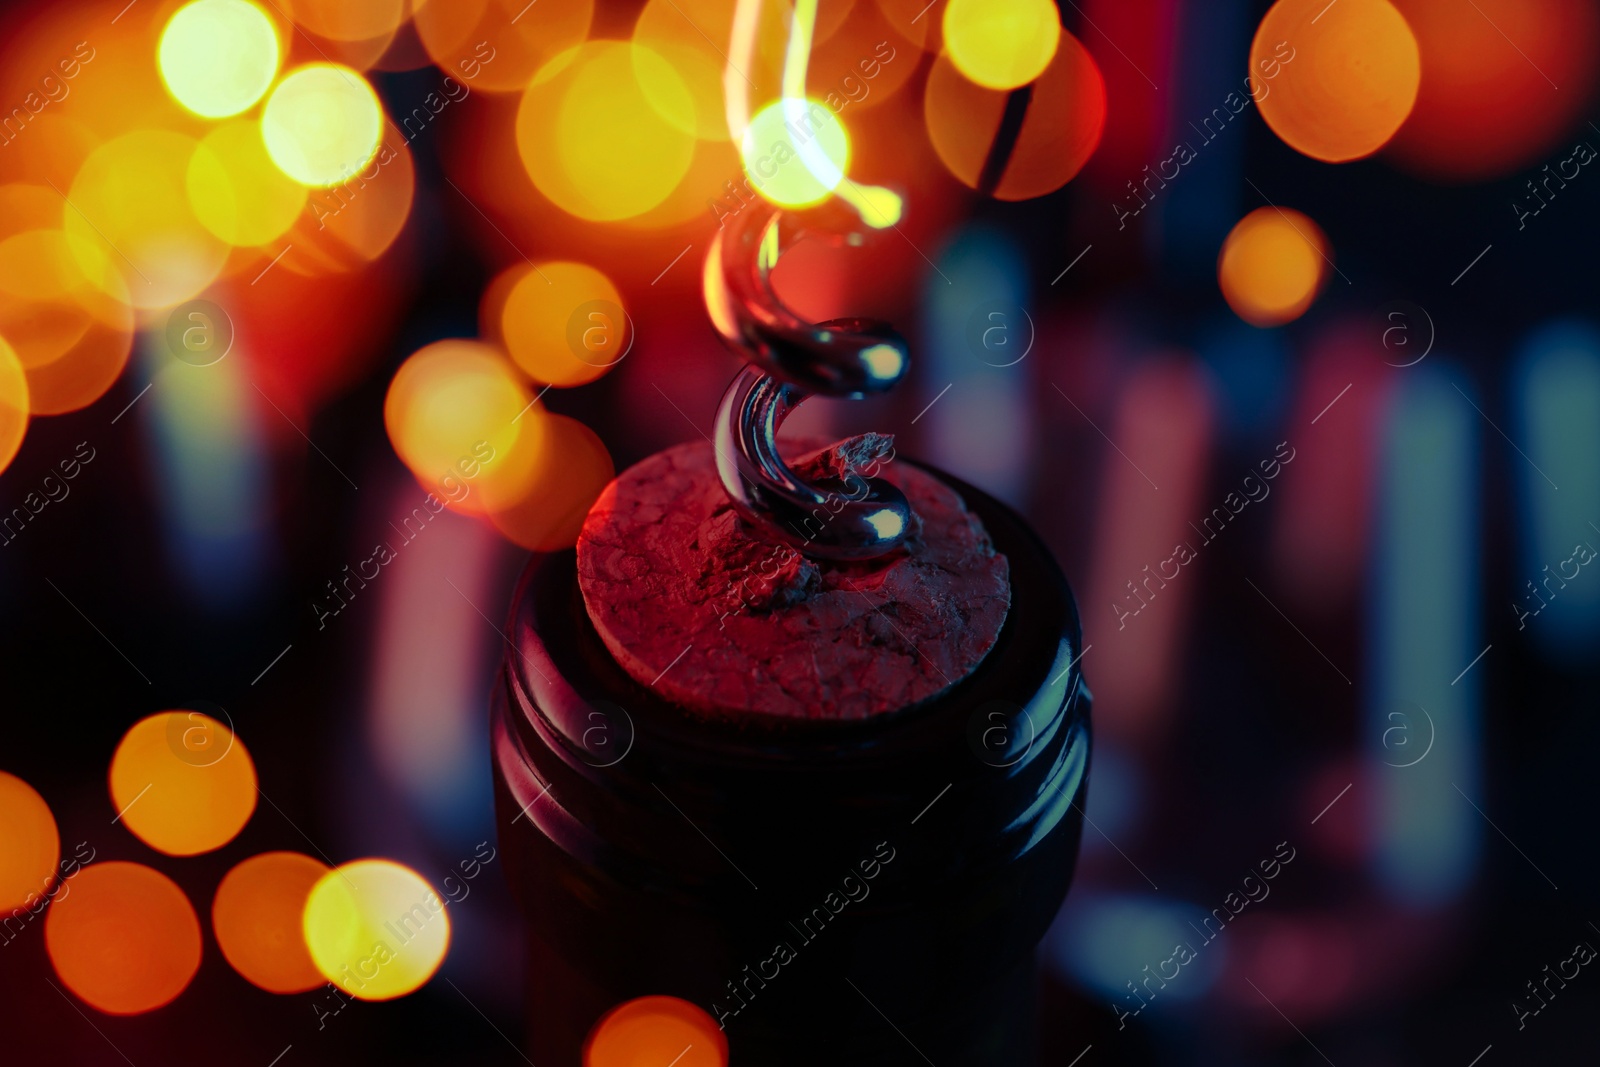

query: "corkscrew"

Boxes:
[707, 202, 913, 562]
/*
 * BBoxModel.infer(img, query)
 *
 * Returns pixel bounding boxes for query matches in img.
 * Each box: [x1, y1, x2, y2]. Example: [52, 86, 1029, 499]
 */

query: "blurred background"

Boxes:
[1, 0, 1598, 1063]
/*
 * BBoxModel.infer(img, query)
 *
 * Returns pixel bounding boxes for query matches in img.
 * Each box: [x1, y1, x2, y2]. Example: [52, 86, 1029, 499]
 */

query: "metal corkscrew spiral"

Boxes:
[707, 202, 913, 562]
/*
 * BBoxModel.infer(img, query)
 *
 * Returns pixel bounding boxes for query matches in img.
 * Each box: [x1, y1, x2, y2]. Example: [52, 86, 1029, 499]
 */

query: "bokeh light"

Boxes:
[1387, 0, 1600, 180]
[65, 129, 230, 310]
[635, 0, 738, 141]
[414, 0, 594, 95]
[159, 0, 281, 119]
[632, 0, 793, 141]
[262, 64, 384, 187]
[942, 0, 1060, 91]
[0, 112, 102, 191]
[108, 710, 258, 856]
[1218, 206, 1330, 328]
[0, 771, 58, 916]
[282, 128, 415, 274]
[15, 293, 133, 415]
[0, 183, 74, 255]
[807, 2, 928, 112]
[303, 858, 450, 1000]
[584, 995, 729, 1067]
[213, 851, 329, 994]
[492, 261, 631, 387]
[516, 42, 696, 222]
[383, 339, 542, 511]
[0, 231, 90, 364]
[187, 119, 308, 247]
[0, 0, 184, 181]
[878, 0, 946, 54]
[289, 0, 407, 44]
[742, 98, 850, 208]
[22, 326, 133, 416]
[618, 136, 749, 230]
[0, 338, 29, 473]
[488, 412, 615, 551]
[1252, 0, 1420, 163]
[0, 217, 133, 415]
[925, 28, 1104, 199]
[45, 862, 202, 1015]
[810, 0, 861, 46]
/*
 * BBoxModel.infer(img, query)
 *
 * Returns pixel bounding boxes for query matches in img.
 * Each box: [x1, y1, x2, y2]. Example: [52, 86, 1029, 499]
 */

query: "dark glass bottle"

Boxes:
[491, 465, 1091, 1065]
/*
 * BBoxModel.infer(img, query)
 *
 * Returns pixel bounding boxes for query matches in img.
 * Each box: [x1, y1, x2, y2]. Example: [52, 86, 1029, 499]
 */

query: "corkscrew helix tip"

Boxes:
[708, 204, 913, 562]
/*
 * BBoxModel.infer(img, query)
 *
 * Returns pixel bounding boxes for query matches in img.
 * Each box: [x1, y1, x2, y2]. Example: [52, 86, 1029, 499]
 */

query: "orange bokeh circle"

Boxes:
[1218, 206, 1331, 328]
[0, 771, 59, 916]
[1252, 0, 1420, 163]
[0, 337, 29, 475]
[808, 1, 929, 114]
[383, 338, 544, 513]
[585, 995, 729, 1067]
[1387, 0, 1600, 180]
[414, 0, 594, 94]
[492, 261, 631, 388]
[285, 0, 406, 44]
[213, 851, 330, 994]
[45, 861, 203, 1015]
[108, 710, 258, 857]
[487, 413, 614, 552]
[924, 29, 1105, 200]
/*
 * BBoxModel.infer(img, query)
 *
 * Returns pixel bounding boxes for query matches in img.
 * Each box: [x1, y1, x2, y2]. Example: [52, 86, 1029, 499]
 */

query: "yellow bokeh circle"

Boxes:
[942, 0, 1062, 91]
[630, 0, 791, 141]
[383, 339, 544, 512]
[108, 710, 258, 856]
[741, 99, 850, 209]
[303, 859, 450, 1000]
[517, 42, 697, 221]
[187, 119, 308, 246]
[159, 0, 282, 119]
[65, 129, 230, 310]
[262, 64, 384, 187]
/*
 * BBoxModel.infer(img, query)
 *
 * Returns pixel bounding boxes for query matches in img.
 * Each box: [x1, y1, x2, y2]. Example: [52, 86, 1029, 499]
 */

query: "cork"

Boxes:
[575, 440, 1010, 722]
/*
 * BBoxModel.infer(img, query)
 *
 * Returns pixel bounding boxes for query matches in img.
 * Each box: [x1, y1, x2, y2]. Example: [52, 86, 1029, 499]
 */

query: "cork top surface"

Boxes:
[575, 440, 1010, 722]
